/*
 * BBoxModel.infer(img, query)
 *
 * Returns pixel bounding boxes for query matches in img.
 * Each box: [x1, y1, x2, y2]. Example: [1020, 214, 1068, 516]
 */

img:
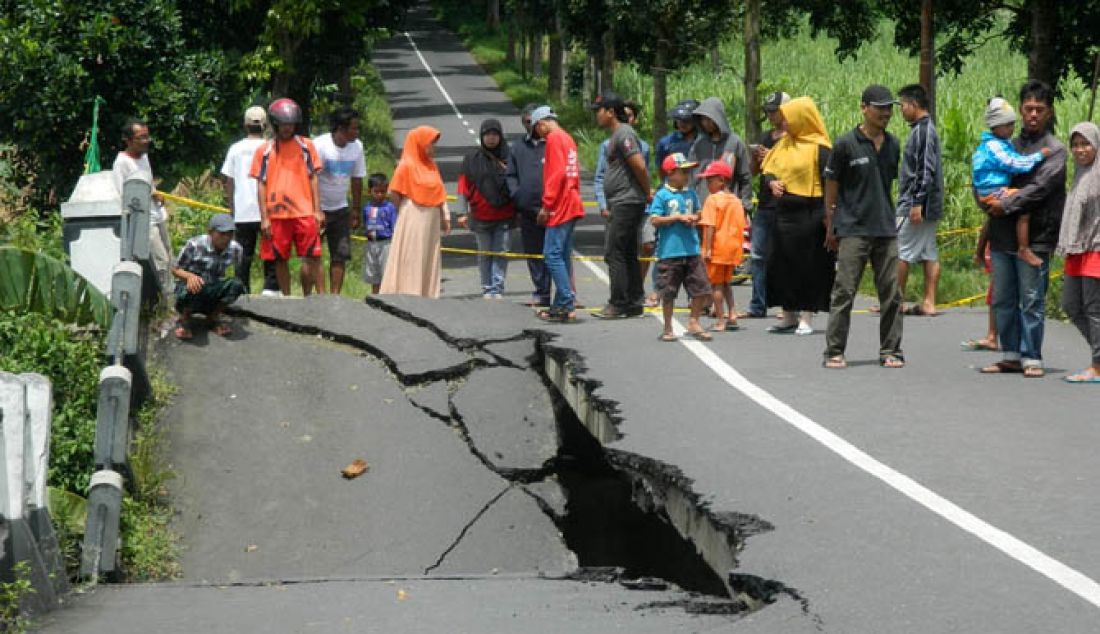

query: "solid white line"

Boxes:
[574, 255, 1100, 609]
[403, 31, 479, 147]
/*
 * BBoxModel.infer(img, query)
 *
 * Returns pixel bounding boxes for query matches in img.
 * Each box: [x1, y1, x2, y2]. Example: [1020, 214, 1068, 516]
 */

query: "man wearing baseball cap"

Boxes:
[171, 213, 245, 339]
[220, 106, 278, 295]
[591, 90, 652, 319]
[822, 84, 904, 369]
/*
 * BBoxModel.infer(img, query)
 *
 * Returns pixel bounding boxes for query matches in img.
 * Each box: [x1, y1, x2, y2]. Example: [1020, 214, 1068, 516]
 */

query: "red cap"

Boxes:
[660, 152, 698, 175]
[696, 161, 733, 180]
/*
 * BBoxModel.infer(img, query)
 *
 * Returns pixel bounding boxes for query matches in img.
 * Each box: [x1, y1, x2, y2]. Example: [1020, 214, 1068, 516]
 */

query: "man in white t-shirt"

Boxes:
[312, 106, 366, 294]
[220, 106, 277, 295]
[112, 119, 172, 297]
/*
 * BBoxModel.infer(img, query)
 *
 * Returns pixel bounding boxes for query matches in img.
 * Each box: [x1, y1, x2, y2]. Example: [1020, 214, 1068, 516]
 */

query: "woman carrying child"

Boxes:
[1057, 122, 1100, 383]
[760, 96, 834, 335]
[380, 126, 451, 298]
[456, 119, 516, 299]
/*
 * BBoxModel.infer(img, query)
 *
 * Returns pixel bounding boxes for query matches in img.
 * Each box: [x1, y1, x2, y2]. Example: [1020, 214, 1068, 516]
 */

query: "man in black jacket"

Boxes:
[505, 104, 551, 306]
[981, 80, 1066, 378]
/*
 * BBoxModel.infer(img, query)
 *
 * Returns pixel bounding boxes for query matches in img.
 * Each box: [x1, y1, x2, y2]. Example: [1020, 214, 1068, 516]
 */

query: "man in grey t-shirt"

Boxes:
[591, 91, 652, 319]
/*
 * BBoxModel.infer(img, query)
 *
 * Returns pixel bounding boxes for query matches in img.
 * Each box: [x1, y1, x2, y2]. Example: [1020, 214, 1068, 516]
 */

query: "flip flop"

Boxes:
[658, 333, 678, 342]
[960, 339, 999, 351]
[902, 304, 924, 316]
[174, 323, 193, 340]
[210, 321, 232, 337]
[979, 361, 1023, 374]
[1023, 366, 1045, 378]
[767, 323, 797, 334]
[1064, 371, 1100, 383]
[823, 355, 847, 369]
[687, 329, 713, 342]
[879, 354, 906, 368]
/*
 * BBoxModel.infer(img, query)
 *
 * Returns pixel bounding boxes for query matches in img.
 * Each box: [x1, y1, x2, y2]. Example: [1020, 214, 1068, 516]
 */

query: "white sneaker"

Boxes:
[795, 323, 813, 336]
[260, 289, 281, 297]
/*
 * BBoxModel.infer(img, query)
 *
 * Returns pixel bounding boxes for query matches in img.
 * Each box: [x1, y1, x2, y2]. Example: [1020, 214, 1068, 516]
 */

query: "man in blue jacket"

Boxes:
[505, 104, 552, 306]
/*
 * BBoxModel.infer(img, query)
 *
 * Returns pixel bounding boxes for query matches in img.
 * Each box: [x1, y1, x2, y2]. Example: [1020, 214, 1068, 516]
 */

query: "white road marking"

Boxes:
[403, 31, 479, 147]
[575, 254, 1100, 608]
[405, 24, 1100, 610]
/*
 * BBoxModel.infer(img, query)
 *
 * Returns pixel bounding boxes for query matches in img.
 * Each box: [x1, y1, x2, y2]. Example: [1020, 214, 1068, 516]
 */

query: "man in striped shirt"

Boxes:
[895, 84, 944, 316]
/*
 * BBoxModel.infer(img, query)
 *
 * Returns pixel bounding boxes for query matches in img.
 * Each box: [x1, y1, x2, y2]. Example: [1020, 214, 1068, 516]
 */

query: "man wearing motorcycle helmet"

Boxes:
[249, 98, 325, 296]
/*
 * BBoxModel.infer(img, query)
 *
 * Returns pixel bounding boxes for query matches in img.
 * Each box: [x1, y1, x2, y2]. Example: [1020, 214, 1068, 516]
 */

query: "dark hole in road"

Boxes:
[548, 390, 730, 598]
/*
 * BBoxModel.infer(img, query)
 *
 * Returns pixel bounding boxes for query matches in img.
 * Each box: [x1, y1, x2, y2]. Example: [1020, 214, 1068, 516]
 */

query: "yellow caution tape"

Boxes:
[159, 191, 230, 214]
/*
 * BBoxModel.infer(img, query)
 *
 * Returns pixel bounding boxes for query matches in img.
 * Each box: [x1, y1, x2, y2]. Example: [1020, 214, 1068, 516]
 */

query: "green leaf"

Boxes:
[0, 246, 111, 327]
[48, 486, 87, 536]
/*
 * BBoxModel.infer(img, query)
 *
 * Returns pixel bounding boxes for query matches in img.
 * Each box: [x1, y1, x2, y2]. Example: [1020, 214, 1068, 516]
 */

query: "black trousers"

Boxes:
[234, 221, 278, 294]
[517, 208, 551, 301]
[604, 202, 645, 309]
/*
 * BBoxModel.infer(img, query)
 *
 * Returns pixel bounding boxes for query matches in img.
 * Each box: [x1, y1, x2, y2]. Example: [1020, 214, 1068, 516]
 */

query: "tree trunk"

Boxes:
[711, 46, 721, 74]
[743, 0, 762, 142]
[585, 52, 598, 102]
[653, 42, 669, 141]
[1027, 0, 1056, 87]
[520, 33, 529, 79]
[506, 22, 517, 64]
[919, 0, 936, 118]
[548, 12, 565, 100]
[529, 33, 542, 78]
[487, 0, 500, 31]
[600, 30, 615, 93]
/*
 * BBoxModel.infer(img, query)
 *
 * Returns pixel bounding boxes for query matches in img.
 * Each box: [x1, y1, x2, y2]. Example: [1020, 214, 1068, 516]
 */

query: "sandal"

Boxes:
[536, 308, 564, 323]
[174, 322, 193, 340]
[1023, 366, 1045, 378]
[658, 332, 678, 342]
[210, 321, 232, 337]
[979, 361, 1023, 374]
[960, 339, 999, 352]
[879, 354, 905, 368]
[686, 329, 713, 342]
[1064, 370, 1100, 383]
[823, 355, 847, 369]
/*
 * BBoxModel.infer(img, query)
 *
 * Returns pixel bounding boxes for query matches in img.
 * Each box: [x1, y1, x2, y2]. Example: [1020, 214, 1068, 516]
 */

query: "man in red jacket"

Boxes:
[531, 106, 584, 322]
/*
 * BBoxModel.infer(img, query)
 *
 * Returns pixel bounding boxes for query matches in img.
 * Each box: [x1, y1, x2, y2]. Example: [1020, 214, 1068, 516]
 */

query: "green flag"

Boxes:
[83, 96, 107, 174]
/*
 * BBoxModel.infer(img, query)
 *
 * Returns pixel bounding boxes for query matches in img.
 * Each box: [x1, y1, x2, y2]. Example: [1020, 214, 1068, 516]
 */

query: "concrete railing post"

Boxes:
[94, 367, 132, 471]
[107, 262, 143, 362]
[119, 172, 151, 263]
[80, 470, 123, 579]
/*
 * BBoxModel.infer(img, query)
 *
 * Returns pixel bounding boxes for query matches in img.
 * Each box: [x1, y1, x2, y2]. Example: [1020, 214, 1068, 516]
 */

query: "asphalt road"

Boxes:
[372, 4, 1100, 633]
[36, 3, 1100, 633]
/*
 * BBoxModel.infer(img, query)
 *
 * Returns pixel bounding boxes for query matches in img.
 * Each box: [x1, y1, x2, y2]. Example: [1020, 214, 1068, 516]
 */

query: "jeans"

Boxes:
[990, 249, 1050, 366]
[543, 219, 577, 311]
[1062, 273, 1100, 365]
[518, 208, 551, 302]
[605, 202, 645, 310]
[472, 219, 511, 296]
[824, 236, 903, 358]
[749, 206, 774, 315]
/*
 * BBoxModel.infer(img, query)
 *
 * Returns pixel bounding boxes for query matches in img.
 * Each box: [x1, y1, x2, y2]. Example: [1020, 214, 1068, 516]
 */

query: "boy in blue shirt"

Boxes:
[362, 173, 397, 294]
[972, 97, 1051, 267]
[649, 153, 712, 342]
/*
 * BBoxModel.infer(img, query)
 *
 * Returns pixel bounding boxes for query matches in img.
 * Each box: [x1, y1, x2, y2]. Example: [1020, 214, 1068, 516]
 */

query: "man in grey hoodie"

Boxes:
[505, 103, 552, 306]
[688, 97, 754, 214]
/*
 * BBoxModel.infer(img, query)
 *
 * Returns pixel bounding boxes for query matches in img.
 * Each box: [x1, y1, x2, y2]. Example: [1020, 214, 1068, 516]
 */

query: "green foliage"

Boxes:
[0, 1, 241, 202]
[0, 247, 111, 327]
[0, 312, 103, 494]
[0, 561, 34, 633]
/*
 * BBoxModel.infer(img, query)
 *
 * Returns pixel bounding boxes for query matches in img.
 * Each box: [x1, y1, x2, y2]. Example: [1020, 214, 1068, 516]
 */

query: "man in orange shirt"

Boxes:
[250, 98, 324, 296]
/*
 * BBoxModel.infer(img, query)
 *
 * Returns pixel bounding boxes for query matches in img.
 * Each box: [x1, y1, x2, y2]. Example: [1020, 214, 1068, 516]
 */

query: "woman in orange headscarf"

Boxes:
[380, 126, 451, 297]
[760, 96, 835, 334]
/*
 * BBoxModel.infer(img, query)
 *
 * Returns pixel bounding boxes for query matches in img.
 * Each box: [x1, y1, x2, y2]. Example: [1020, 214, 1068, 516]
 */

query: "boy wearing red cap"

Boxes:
[697, 161, 747, 331]
[649, 153, 711, 342]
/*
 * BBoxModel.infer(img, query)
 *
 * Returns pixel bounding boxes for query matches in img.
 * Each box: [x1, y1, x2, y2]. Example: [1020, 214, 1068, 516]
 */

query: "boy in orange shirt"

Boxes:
[698, 161, 747, 331]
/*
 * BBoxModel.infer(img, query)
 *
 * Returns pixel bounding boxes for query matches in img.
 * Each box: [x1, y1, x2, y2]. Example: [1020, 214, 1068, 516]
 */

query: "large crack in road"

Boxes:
[164, 294, 793, 619]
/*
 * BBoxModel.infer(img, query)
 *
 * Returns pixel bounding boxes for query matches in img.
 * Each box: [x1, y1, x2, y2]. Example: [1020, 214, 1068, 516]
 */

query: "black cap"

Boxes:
[762, 91, 791, 112]
[861, 85, 898, 106]
[589, 90, 626, 111]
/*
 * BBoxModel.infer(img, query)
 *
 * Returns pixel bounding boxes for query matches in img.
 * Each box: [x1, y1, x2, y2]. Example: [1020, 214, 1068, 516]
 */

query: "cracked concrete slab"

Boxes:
[405, 380, 451, 421]
[450, 367, 558, 474]
[37, 577, 736, 633]
[367, 294, 537, 345]
[231, 295, 470, 382]
[164, 319, 571, 582]
[522, 478, 568, 520]
[427, 486, 576, 575]
[485, 337, 538, 367]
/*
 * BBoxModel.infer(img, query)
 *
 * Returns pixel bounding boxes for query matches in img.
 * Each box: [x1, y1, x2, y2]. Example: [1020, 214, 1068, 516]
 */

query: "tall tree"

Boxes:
[744, 0, 763, 142]
[608, 0, 736, 139]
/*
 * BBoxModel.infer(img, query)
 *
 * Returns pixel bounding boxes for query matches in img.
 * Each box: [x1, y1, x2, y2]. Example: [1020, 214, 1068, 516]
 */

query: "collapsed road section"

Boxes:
[198, 294, 785, 615]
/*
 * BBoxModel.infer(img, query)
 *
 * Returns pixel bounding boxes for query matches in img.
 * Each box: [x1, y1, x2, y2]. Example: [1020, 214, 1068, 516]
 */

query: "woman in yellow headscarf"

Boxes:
[759, 97, 835, 334]
[380, 126, 452, 298]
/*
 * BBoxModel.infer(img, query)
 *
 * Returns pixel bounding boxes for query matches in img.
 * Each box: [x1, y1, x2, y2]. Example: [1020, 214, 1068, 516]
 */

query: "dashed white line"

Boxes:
[575, 254, 1100, 609]
[403, 31, 479, 147]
